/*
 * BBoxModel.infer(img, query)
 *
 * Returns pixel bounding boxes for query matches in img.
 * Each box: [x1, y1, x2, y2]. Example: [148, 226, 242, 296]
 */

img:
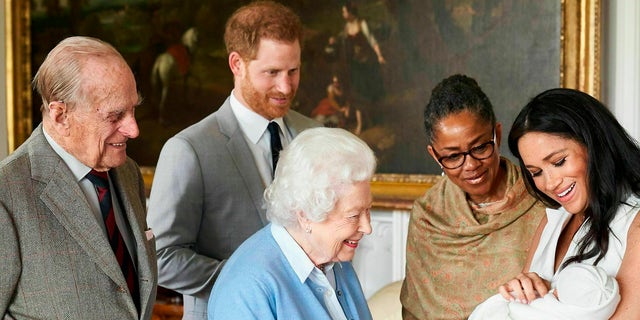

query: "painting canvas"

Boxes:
[7, 0, 599, 206]
[25, 0, 558, 171]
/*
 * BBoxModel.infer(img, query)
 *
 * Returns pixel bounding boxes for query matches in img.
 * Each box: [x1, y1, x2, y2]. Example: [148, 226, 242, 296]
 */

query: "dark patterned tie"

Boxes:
[85, 170, 139, 310]
[267, 122, 283, 173]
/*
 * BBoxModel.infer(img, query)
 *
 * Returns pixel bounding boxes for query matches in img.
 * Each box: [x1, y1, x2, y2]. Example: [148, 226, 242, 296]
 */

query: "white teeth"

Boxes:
[558, 182, 575, 197]
[111, 143, 125, 147]
[345, 240, 357, 245]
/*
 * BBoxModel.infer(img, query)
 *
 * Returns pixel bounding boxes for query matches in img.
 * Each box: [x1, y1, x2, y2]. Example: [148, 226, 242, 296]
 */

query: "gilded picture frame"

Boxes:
[5, 0, 600, 210]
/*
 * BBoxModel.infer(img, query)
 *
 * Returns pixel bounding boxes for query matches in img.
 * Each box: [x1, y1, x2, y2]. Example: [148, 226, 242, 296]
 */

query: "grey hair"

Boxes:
[32, 36, 124, 112]
[265, 127, 377, 227]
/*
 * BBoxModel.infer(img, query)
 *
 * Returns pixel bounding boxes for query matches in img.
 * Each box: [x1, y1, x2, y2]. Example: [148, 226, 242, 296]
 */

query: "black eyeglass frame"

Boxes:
[431, 130, 497, 169]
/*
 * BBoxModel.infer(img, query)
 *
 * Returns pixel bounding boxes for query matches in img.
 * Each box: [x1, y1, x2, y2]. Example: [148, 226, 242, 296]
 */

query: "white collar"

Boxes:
[229, 90, 286, 144]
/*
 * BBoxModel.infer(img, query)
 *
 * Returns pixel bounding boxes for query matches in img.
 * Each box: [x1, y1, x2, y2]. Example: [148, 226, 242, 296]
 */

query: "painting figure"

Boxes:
[341, 1, 386, 105]
[150, 26, 198, 123]
[311, 75, 362, 135]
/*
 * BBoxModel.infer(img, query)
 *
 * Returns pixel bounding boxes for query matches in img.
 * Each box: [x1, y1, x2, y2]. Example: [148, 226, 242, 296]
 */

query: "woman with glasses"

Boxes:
[400, 74, 546, 320]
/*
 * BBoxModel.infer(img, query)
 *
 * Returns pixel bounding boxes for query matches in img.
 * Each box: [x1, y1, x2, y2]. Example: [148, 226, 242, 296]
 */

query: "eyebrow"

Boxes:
[436, 133, 492, 152]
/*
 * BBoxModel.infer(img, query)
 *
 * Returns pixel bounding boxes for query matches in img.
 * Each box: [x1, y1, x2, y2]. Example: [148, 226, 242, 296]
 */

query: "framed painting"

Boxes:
[6, 0, 600, 209]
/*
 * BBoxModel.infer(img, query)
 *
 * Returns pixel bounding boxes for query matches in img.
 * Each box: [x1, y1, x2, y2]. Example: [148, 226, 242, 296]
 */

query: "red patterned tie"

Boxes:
[86, 169, 140, 310]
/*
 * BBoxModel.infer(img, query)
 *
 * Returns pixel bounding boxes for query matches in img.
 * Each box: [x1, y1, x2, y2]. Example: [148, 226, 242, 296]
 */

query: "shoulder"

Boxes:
[175, 111, 224, 141]
[285, 109, 322, 130]
[223, 227, 286, 274]
[414, 175, 455, 207]
[610, 194, 640, 232]
[0, 127, 45, 172]
[160, 109, 232, 157]
[0, 146, 30, 179]
[213, 228, 292, 293]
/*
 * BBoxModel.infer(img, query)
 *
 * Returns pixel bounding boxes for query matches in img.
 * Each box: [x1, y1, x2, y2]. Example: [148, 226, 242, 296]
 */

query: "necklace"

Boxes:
[476, 200, 501, 208]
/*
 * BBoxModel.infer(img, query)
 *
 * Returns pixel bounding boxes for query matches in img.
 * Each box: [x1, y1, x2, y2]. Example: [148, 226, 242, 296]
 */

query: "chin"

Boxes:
[105, 158, 127, 169]
[338, 253, 356, 262]
[269, 108, 289, 119]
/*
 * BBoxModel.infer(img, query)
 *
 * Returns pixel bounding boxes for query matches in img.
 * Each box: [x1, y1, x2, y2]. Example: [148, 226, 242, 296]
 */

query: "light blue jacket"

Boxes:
[208, 224, 372, 319]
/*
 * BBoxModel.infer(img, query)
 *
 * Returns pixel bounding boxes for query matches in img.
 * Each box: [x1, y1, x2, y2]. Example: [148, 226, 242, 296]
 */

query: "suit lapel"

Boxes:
[217, 102, 269, 224]
[33, 146, 127, 289]
[30, 126, 140, 318]
[283, 109, 320, 137]
[111, 165, 156, 318]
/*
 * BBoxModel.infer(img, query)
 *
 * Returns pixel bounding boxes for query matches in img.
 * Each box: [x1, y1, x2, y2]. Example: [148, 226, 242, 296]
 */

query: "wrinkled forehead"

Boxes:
[78, 57, 138, 106]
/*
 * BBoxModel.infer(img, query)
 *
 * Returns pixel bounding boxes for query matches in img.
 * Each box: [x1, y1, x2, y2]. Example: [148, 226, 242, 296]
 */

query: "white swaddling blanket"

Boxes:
[469, 263, 620, 320]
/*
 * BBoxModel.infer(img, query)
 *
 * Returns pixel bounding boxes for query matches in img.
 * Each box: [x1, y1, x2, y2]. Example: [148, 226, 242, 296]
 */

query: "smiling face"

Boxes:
[231, 39, 301, 120]
[517, 132, 590, 215]
[428, 110, 503, 204]
[62, 57, 140, 171]
[303, 181, 373, 265]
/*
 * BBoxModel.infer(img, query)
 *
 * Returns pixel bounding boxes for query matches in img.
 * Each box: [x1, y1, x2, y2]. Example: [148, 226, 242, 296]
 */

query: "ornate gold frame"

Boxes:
[5, 0, 600, 210]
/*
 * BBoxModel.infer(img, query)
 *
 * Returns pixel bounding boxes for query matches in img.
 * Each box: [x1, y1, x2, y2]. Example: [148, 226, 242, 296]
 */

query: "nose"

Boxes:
[275, 74, 295, 95]
[358, 213, 372, 235]
[120, 113, 139, 139]
[462, 153, 482, 170]
[544, 170, 562, 193]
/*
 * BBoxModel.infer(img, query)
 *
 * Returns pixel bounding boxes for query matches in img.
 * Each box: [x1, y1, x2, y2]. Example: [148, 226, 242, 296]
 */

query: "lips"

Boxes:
[464, 170, 487, 184]
[557, 182, 576, 198]
[343, 239, 359, 248]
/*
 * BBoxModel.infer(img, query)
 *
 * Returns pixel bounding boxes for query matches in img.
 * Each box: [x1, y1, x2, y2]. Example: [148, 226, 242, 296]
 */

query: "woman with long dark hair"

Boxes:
[502, 88, 640, 318]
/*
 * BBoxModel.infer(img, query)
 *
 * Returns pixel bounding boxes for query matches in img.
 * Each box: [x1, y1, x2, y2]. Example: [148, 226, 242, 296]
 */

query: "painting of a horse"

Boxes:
[150, 26, 198, 123]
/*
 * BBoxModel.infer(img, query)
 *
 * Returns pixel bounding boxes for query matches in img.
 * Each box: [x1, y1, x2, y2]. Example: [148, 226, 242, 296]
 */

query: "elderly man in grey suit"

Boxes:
[0, 36, 157, 319]
[147, 1, 320, 319]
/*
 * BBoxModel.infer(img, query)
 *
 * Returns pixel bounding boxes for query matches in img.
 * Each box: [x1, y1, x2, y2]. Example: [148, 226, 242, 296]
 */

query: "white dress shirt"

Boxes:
[271, 224, 348, 320]
[229, 91, 292, 186]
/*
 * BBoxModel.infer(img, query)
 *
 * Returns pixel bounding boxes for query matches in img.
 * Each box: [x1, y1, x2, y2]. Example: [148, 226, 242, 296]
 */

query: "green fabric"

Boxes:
[401, 158, 546, 320]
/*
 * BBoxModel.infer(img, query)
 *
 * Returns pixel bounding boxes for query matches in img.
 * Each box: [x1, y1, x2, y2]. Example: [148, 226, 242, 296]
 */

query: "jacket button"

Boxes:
[117, 286, 127, 293]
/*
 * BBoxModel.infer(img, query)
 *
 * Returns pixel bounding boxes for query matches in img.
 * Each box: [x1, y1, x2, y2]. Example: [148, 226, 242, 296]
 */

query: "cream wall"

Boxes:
[606, 1, 640, 141]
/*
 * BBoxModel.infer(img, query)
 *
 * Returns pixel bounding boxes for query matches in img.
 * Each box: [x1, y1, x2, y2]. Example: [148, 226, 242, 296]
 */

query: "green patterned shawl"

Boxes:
[400, 158, 545, 320]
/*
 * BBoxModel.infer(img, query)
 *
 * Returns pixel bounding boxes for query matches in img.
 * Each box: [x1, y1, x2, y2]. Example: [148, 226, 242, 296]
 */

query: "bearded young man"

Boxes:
[146, 2, 320, 319]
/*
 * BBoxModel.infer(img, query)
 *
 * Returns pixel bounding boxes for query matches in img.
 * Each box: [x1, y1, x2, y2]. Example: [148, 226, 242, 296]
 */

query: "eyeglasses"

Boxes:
[432, 130, 496, 169]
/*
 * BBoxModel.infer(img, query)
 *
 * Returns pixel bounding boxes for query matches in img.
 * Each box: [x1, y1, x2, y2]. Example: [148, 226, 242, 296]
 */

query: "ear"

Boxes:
[295, 211, 308, 227]
[495, 122, 503, 148]
[45, 101, 70, 136]
[228, 51, 245, 78]
[427, 145, 442, 168]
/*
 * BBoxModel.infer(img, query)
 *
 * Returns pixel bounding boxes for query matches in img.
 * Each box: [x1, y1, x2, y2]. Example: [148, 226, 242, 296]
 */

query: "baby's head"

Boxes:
[555, 263, 617, 307]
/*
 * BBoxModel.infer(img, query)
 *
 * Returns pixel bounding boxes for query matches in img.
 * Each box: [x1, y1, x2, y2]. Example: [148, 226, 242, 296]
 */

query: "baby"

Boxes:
[469, 263, 620, 320]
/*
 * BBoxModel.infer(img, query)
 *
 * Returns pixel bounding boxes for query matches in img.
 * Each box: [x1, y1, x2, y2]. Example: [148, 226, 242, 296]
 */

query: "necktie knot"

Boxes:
[86, 169, 109, 189]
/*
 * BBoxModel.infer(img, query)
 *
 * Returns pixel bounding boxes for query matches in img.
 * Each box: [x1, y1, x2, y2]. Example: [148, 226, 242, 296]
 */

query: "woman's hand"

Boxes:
[498, 272, 550, 304]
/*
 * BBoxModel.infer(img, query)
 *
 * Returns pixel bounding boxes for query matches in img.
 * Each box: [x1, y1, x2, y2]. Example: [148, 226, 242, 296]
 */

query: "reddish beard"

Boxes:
[239, 76, 295, 120]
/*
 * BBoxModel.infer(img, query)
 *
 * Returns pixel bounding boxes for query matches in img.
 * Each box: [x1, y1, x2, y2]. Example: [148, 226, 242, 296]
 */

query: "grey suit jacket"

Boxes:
[147, 99, 320, 319]
[0, 125, 157, 320]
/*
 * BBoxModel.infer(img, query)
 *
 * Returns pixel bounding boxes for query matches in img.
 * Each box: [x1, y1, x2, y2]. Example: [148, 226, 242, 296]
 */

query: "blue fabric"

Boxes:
[208, 224, 372, 320]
